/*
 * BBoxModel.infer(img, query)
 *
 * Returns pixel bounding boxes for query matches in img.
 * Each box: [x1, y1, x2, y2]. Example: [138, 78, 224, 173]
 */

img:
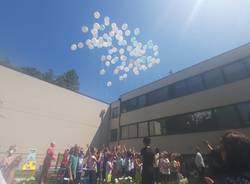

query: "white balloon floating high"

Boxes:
[70, 10, 161, 87]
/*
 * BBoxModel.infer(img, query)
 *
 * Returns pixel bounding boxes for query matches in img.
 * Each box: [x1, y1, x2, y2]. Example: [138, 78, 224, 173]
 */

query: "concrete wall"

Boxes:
[0, 66, 109, 155]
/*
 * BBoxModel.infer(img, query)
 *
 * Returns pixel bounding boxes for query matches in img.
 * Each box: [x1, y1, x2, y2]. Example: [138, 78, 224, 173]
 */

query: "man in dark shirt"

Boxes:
[141, 137, 154, 184]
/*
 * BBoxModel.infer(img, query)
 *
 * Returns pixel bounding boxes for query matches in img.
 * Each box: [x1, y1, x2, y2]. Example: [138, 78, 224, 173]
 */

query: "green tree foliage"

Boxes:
[0, 59, 80, 92]
[55, 69, 80, 92]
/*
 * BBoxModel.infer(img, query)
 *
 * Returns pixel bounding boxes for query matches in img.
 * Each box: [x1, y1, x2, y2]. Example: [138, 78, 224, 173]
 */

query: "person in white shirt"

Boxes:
[159, 152, 170, 184]
[194, 147, 205, 178]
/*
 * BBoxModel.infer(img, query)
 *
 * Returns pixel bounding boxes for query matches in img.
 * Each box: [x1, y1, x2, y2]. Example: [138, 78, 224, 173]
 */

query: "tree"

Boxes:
[55, 69, 80, 92]
[20, 67, 43, 79]
[43, 69, 55, 83]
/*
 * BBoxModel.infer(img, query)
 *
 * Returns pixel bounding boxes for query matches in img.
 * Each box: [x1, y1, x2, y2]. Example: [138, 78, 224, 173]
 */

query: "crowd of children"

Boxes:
[56, 144, 184, 184]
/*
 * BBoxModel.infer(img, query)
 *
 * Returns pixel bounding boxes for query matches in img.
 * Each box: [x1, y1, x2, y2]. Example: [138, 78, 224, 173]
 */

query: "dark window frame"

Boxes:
[119, 101, 250, 140]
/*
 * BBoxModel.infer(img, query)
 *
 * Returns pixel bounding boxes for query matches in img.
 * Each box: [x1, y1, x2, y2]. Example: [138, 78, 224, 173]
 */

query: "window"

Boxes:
[189, 110, 217, 132]
[128, 124, 137, 138]
[171, 81, 188, 98]
[126, 98, 137, 111]
[121, 102, 128, 113]
[147, 87, 168, 105]
[121, 126, 128, 139]
[137, 95, 147, 108]
[187, 75, 205, 93]
[138, 122, 148, 137]
[223, 62, 249, 83]
[111, 107, 119, 119]
[203, 68, 225, 89]
[243, 56, 250, 74]
[214, 106, 240, 130]
[111, 129, 118, 142]
[149, 120, 162, 136]
[237, 102, 250, 126]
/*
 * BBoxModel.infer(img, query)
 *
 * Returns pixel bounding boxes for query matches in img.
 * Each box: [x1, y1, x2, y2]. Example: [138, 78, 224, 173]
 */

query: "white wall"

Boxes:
[0, 66, 108, 155]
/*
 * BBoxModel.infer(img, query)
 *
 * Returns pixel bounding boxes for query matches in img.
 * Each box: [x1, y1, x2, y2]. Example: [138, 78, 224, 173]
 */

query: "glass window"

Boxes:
[149, 121, 162, 136]
[126, 98, 137, 111]
[137, 95, 147, 108]
[243, 56, 250, 74]
[147, 87, 168, 105]
[128, 124, 137, 138]
[189, 110, 217, 132]
[203, 68, 225, 88]
[111, 129, 118, 142]
[237, 102, 250, 126]
[138, 122, 148, 137]
[171, 81, 188, 98]
[160, 119, 167, 135]
[121, 126, 128, 139]
[164, 117, 184, 135]
[187, 75, 205, 93]
[111, 107, 119, 119]
[214, 106, 240, 130]
[223, 62, 249, 83]
[121, 102, 128, 113]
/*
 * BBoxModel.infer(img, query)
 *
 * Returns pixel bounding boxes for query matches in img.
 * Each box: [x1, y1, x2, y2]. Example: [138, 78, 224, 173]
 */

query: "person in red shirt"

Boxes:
[40, 142, 56, 184]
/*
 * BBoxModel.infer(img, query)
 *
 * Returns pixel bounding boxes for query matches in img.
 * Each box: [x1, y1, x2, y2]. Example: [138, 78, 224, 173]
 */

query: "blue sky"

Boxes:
[0, 0, 250, 103]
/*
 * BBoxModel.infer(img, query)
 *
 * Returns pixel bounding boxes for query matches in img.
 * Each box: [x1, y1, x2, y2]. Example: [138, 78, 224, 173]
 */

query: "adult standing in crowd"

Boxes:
[141, 137, 154, 184]
[194, 147, 205, 178]
[87, 147, 98, 184]
[40, 142, 56, 184]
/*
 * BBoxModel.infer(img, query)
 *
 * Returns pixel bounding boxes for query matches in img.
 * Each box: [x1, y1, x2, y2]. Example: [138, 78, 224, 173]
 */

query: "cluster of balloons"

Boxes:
[70, 11, 160, 87]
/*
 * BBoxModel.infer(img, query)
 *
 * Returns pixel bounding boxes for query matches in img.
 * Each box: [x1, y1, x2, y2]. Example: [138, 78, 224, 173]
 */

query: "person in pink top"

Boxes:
[40, 142, 56, 184]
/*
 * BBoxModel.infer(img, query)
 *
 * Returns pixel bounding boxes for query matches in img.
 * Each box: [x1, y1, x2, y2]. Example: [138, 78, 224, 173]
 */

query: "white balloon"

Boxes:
[153, 45, 159, 51]
[93, 23, 100, 30]
[123, 73, 128, 79]
[112, 47, 118, 53]
[155, 58, 161, 64]
[108, 49, 113, 55]
[128, 63, 133, 69]
[122, 23, 128, 31]
[148, 63, 153, 68]
[134, 28, 140, 36]
[120, 65, 124, 70]
[104, 16, 110, 26]
[113, 68, 119, 75]
[94, 11, 101, 19]
[101, 55, 106, 62]
[154, 51, 159, 57]
[105, 61, 111, 67]
[109, 31, 115, 37]
[119, 76, 124, 81]
[106, 55, 112, 60]
[70, 44, 77, 51]
[119, 48, 125, 55]
[121, 61, 126, 66]
[99, 69, 106, 75]
[125, 30, 131, 37]
[111, 23, 117, 29]
[77, 42, 84, 48]
[124, 67, 130, 73]
[120, 55, 127, 62]
[107, 81, 112, 87]
[81, 26, 89, 33]
[127, 45, 133, 52]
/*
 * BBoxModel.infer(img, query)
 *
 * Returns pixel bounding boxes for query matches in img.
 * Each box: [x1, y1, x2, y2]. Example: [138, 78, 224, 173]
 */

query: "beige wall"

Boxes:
[119, 128, 250, 154]
[0, 66, 109, 155]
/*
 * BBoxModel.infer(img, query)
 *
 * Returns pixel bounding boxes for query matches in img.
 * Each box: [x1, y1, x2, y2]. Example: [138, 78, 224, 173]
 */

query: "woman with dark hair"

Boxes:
[218, 131, 250, 183]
